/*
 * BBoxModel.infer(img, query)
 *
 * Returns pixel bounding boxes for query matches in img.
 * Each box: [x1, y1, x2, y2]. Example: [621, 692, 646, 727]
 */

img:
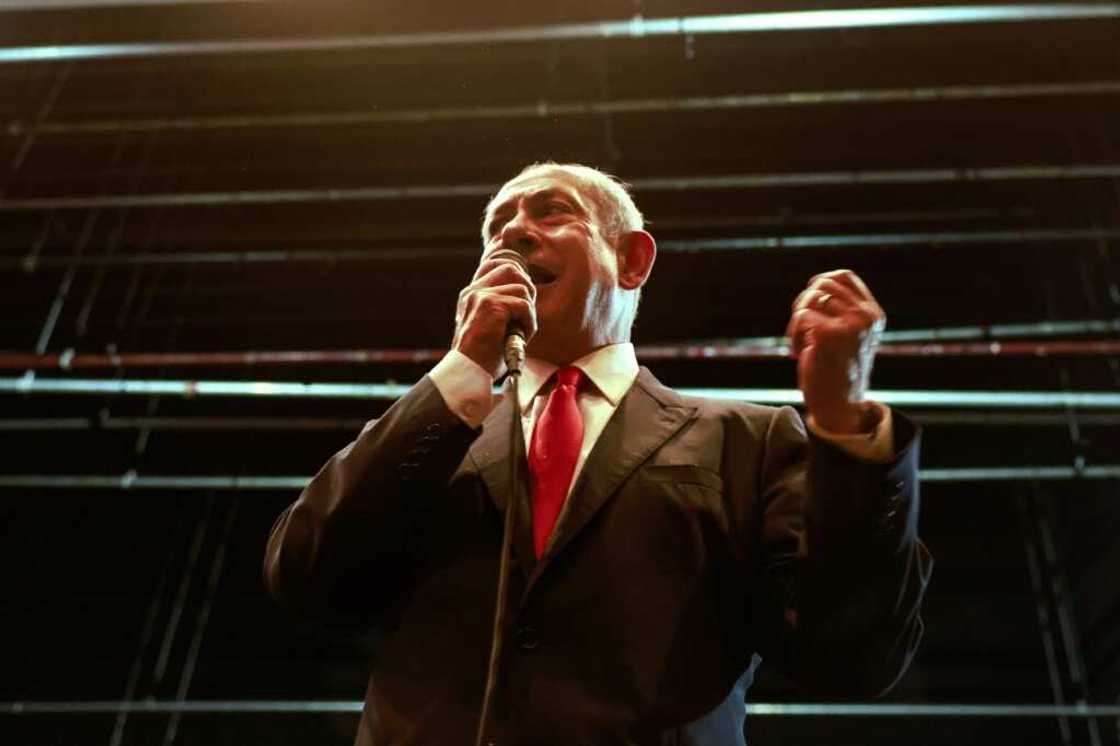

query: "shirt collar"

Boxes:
[518, 342, 639, 414]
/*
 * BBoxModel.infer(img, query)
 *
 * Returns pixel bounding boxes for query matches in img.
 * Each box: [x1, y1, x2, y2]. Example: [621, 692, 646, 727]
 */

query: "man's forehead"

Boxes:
[487, 171, 590, 215]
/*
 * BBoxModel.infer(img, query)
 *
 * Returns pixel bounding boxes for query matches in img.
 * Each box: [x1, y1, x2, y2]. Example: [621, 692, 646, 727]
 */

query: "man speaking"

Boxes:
[264, 162, 932, 745]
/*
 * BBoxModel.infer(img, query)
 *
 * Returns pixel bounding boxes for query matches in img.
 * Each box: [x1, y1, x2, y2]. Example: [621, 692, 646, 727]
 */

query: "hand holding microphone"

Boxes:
[452, 248, 537, 378]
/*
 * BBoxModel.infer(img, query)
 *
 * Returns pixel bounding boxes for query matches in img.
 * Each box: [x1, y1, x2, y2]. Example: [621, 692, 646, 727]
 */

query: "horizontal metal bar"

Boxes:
[99, 415, 367, 430]
[3, 375, 1120, 408]
[1, 466, 1118, 490]
[662, 228, 1120, 251]
[11, 80, 1120, 136]
[0, 417, 92, 430]
[6, 338, 1120, 372]
[0, 375, 409, 399]
[749, 703, 1120, 717]
[3, 410, 1119, 432]
[712, 319, 1120, 348]
[5, 167, 1120, 212]
[2, 700, 1119, 716]
[0, 0, 265, 9]
[0, 416, 342, 431]
[920, 466, 1120, 481]
[639, 339, 1120, 361]
[911, 412, 1120, 426]
[2, 5, 1117, 64]
[7, 228, 1120, 272]
[0, 415, 367, 430]
[0, 474, 310, 489]
[880, 318, 1120, 342]
[684, 388, 1120, 409]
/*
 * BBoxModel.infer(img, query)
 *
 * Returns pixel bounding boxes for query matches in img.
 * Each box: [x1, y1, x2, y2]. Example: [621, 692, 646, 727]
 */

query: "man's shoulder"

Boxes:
[633, 368, 794, 428]
[681, 391, 791, 428]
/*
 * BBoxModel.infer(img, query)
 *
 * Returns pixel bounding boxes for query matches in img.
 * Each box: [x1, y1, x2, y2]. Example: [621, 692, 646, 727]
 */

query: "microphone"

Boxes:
[487, 249, 529, 376]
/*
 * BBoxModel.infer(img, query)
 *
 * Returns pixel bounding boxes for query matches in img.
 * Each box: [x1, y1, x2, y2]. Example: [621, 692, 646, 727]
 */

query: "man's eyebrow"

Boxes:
[484, 187, 585, 234]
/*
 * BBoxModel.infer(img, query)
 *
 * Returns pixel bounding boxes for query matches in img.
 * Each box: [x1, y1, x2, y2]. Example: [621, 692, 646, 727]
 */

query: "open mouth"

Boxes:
[528, 265, 558, 286]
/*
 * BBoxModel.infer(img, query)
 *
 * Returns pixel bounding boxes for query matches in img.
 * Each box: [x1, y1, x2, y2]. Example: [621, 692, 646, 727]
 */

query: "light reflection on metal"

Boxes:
[707, 319, 1120, 348]
[0, 465, 1118, 491]
[881, 318, 1120, 342]
[3, 411, 1120, 432]
[661, 227, 1120, 251]
[0, 0, 267, 8]
[4, 228, 1119, 272]
[3, 376, 1120, 408]
[5, 167, 1120, 211]
[2, 5, 1118, 64]
[9, 81, 1119, 136]
[920, 466, 1120, 481]
[4, 337, 1120, 372]
[0, 475, 310, 489]
[9, 700, 1117, 716]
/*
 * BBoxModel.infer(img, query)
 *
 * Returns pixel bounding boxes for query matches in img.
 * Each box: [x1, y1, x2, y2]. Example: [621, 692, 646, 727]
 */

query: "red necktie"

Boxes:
[529, 366, 585, 558]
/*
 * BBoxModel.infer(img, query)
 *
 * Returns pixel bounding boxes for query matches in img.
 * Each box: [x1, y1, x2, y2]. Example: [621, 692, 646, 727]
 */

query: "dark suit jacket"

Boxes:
[265, 368, 931, 745]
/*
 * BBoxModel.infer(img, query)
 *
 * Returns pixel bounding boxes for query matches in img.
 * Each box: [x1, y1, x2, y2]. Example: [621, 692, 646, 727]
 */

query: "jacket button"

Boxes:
[515, 625, 539, 651]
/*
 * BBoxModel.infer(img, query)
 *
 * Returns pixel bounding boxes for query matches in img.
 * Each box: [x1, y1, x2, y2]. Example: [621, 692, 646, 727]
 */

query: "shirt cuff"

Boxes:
[429, 349, 496, 429]
[806, 402, 894, 463]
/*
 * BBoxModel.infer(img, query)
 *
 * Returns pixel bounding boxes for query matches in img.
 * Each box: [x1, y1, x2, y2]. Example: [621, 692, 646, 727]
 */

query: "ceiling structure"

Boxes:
[1, 1, 1118, 744]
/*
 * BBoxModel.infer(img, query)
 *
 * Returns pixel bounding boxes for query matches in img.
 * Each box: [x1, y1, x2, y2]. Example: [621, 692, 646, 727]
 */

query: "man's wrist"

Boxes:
[429, 350, 496, 428]
[810, 401, 878, 435]
[807, 402, 894, 463]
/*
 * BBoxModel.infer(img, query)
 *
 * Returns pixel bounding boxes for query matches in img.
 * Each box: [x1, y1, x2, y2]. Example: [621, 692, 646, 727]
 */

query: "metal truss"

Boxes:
[3, 376, 1120, 408]
[5, 168, 1120, 212]
[3, 412, 1120, 432]
[2, 5, 1119, 64]
[3, 338, 1119, 372]
[7, 81, 1118, 136]
[3, 700, 1120, 716]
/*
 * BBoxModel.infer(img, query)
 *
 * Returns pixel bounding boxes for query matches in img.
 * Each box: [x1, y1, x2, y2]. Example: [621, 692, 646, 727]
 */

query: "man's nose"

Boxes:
[499, 210, 539, 252]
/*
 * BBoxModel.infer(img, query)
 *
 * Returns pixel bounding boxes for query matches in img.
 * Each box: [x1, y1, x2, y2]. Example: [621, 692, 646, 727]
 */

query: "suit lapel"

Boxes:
[521, 367, 697, 601]
[467, 392, 536, 575]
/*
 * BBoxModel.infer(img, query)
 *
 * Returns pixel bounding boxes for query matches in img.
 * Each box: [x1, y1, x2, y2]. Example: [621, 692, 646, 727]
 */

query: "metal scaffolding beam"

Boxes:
[2, 5, 1119, 64]
[4, 338, 1120, 372]
[0, 0, 266, 8]
[9, 81, 1119, 136]
[4, 167, 1119, 212]
[6, 228, 1120, 273]
[0, 465, 1117, 490]
[3, 375, 1120, 408]
[3, 410, 1120, 432]
[3, 700, 1119, 716]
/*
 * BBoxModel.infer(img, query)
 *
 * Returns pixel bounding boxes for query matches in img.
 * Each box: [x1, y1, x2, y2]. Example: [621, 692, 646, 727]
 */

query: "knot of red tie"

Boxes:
[554, 365, 584, 390]
[528, 365, 585, 558]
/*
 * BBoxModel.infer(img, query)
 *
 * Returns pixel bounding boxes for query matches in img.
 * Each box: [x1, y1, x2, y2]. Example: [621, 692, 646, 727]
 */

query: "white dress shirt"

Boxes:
[428, 343, 895, 475]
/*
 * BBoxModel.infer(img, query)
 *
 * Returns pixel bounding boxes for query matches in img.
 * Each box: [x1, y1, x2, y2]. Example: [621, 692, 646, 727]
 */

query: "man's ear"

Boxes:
[616, 229, 657, 290]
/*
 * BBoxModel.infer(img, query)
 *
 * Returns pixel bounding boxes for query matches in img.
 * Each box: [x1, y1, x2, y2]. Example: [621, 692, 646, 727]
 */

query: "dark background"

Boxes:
[1, 1, 1118, 744]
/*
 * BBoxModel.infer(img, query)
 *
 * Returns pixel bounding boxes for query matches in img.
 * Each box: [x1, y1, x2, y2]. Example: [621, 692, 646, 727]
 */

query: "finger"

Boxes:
[472, 258, 534, 288]
[460, 283, 535, 319]
[811, 278, 861, 311]
[791, 279, 857, 315]
[812, 269, 874, 303]
[473, 255, 529, 282]
[786, 307, 834, 355]
[503, 296, 538, 339]
[481, 282, 535, 302]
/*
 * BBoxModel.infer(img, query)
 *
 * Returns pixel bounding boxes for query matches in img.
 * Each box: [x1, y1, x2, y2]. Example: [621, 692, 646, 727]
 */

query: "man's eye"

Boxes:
[545, 202, 571, 215]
